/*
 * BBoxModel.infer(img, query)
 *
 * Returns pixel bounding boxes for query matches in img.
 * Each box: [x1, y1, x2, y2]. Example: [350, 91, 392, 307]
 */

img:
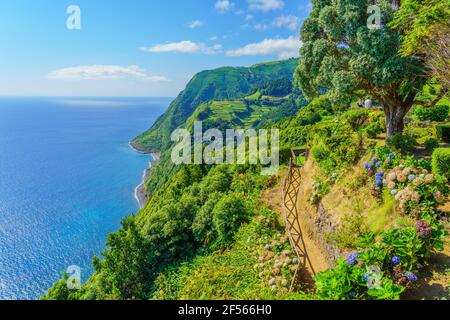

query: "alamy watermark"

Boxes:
[171, 122, 280, 175]
[66, 5, 81, 30]
[66, 265, 81, 290]
[367, 1, 400, 30]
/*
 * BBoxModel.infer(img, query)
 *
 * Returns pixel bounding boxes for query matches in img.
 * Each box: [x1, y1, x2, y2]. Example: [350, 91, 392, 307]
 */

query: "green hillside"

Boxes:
[185, 92, 307, 131]
[132, 58, 298, 152]
[42, 1, 449, 301]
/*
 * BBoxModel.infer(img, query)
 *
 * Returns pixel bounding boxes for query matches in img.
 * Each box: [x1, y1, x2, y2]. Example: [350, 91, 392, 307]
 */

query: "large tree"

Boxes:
[391, 0, 450, 92]
[296, 0, 430, 137]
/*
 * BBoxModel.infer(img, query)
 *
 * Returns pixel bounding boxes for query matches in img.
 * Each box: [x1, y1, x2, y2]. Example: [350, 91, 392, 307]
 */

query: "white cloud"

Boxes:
[209, 36, 218, 41]
[254, 23, 270, 30]
[245, 14, 254, 21]
[226, 36, 301, 59]
[215, 0, 235, 12]
[48, 65, 169, 81]
[141, 41, 200, 53]
[248, 0, 284, 12]
[140, 41, 222, 55]
[188, 20, 204, 29]
[272, 15, 299, 31]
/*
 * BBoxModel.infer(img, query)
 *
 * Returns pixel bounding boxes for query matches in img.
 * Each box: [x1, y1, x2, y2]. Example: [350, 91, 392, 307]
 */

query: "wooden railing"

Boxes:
[281, 149, 315, 291]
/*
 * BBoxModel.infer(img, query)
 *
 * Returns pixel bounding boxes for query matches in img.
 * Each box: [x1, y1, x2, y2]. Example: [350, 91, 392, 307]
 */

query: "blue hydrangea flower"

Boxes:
[389, 153, 394, 158]
[408, 174, 416, 181]
[349, 291, 356, 298]
[346, 252, 359, 266]
[364, 274, 371, 282]
[404, 272, 418, 282]
[376, 171, 384, 177]
[376, 161, 382, 168]
[364, 163, 370, 169]
[376, 179, 383, 187]
[392, 256, 401, 265]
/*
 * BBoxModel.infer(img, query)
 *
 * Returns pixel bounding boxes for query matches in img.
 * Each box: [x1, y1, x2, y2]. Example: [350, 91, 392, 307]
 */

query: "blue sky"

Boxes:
[0, 0, 312, 96]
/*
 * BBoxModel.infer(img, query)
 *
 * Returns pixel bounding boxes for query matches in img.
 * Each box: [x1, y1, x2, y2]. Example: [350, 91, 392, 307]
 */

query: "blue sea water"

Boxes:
[0, 97, 169, 300]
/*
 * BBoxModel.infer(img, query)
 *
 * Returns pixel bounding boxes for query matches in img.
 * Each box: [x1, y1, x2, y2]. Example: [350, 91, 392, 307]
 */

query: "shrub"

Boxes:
[192, 192, 222, 247]
[279, 147, 292, 165]
[212, 193, 251, 248]
[424, 138, 440, 151]
[296, 107, 322, 126]
[432, 148, 450, 178]
[342, 109, 370, 130]
[436, 124, 450, 143]
[311, 141, 331, 164]
[366, 122, 384, 139]
[387, 134, 417, 155]
[414, 104, 449, 122]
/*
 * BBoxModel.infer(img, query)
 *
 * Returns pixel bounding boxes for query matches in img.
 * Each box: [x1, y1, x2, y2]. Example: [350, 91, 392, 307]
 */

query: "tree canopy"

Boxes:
[296, 0, 431, 137]
[390, 0, 450, 90]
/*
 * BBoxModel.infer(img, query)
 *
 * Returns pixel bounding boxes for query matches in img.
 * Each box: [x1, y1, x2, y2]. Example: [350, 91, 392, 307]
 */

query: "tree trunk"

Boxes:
[384, 104, 408, 138]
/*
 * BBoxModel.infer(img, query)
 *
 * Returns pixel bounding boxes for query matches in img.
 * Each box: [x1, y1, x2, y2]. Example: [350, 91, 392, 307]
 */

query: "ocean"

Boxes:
[0, 97, 169, 300]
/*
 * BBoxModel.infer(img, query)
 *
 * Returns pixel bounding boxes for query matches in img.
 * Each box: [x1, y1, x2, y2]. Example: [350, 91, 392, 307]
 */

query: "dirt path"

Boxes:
[260, 169, 330, 290]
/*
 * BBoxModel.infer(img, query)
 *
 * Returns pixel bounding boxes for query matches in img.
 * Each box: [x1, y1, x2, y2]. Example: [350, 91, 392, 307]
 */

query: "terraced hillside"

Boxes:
[132, 58, 298, 153]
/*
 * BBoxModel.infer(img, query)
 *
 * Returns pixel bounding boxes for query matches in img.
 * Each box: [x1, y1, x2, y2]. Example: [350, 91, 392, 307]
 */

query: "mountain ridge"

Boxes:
[131, 58, 299, 153]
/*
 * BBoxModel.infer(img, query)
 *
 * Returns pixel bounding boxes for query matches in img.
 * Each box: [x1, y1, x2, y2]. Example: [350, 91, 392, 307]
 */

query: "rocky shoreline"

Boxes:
[129, 141, 160, 209]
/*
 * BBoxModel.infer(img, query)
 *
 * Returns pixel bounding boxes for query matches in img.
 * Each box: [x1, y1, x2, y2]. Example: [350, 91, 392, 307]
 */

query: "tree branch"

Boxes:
[414, 87, 449, 108]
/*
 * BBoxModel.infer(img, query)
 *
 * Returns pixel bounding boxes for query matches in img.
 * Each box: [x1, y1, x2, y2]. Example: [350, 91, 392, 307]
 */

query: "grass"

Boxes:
[151, 208, 313, 300]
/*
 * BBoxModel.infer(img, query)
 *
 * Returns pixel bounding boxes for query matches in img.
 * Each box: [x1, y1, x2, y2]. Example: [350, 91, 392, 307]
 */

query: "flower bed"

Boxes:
[315, 146, 449, 300]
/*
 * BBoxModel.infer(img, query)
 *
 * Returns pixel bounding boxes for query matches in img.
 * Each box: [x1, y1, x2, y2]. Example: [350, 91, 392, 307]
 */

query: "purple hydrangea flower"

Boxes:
[376, 161, 382, 168]
[376, 171, 384, 177]
[416, 220, 432, 239]
[392, 256, 401, 265]
[349, 291, 356, 298]
[404, 272, 418, 282]
[346, 252, 359, 266]
[376, 179, 383, 187]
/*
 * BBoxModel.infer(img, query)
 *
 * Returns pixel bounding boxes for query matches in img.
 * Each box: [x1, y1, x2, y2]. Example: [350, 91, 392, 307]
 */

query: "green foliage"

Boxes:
[436, 124, 450, 143]
[317, 215, 447, 301]
[391, 0, 450, 55]
[390, 0, 450, 86]
[151, 208, 303, 300]
[297, 0, 429, 136]
[366, 112, 386, 139]
[326, 210, 366, 249]
[192, 192, 222, 247]
[309, 176, 330, 205]
[387, 134, 417, 155]
[432, 148, 450, 178]
[101, 216, 150, 299]
[279, 147, 293, 165]
[315, 259, 403, 300]
[342, 109, 370, 131]
[212, 193, 252, 249]
[258, 78, 293, 97]
[310, 119, 364, 173]
[425, 138, 440, 151]
[133, 59, 298, 152]
[41, 275, 73, 300]
[414, 104, 449, 122]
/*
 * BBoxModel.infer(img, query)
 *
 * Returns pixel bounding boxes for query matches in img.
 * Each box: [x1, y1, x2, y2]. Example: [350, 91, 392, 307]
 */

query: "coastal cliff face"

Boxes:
[132, 58, 299, 153]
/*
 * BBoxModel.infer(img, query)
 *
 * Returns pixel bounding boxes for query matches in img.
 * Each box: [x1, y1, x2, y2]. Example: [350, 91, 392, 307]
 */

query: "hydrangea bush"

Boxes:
[315, 146, 448, 300]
